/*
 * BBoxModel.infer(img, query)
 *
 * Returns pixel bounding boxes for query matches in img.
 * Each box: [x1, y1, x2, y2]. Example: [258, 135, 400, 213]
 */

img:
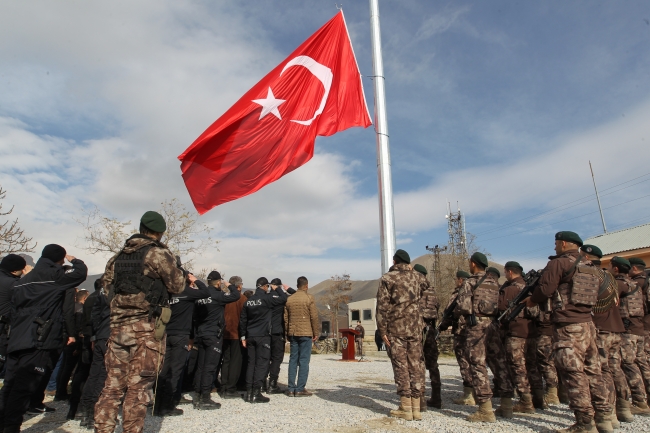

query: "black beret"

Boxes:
[413, 264, 427, 275]
[270, 278, 282, 286]
[42, 244, 66, 263]
[504, 261, 523, 272]
[140, 211, 166, 233]
[486, 267, 501, 278]
[393, 249, 411, 264]
[456, 270, 471, 279]
[256, 277, 269, 287]
[0, 254, 27, 272]
[629, 258, 646, 268]
[581, 244, 603, 259]
[555, 231, 583, 247]
[207, 271, 222, 281]
[470, 252, 489, 268]
[611, 256, 631, 270]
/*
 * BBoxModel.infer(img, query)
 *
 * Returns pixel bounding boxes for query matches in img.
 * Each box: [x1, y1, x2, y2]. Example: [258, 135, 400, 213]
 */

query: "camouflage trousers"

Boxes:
[620, 333, 647, 402]
[453, 330, 473, 387]
[505, 336, 543, 395]
[465, 318, 513, 403]
[387, 335, 425, 398]
[423, 327, 440, 388]
[536, 334, 559, 389]
[553, 322, 610, 417]
[638, 330, 650, 396]
[595, 331, 626, 408]
[95, 321, 165, 433]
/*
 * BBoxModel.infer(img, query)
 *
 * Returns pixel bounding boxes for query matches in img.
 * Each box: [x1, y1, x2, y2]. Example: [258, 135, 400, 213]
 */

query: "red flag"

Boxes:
[178, 12, 372, 214]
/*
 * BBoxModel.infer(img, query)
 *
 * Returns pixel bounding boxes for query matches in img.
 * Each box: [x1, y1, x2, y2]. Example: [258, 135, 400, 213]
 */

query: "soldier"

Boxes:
[439, 270, 475, 405]
[485, 266, 508, 398]
[628, 258, 650, 402]
[376, 249, 425, 421]
[413, 264, 441, 409]
[610, 256, 650, 415]
[527, 231, 612, 433]
[534, 294, 561, 406]
[498, 261, 544, 413]
[94, 211, 186, 433]
[455, 252, 514, 422]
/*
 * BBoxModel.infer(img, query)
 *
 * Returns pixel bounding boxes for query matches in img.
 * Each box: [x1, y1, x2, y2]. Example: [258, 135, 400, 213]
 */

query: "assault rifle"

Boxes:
[497, 269, 542, 324]
[434, 297, 458, 341]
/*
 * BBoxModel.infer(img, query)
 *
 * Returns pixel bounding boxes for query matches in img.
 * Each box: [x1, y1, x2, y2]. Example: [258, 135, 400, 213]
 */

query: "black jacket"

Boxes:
[269, 287, 293, 335]
[0, 268, 19, 327]
[91, 289, 111, 341]
[83, 291, 99, 337]
[166, 281, 211, 336]
[239, 287, 287, 339]
[9, 257, 87, 352]
[195, 283, 241, 339]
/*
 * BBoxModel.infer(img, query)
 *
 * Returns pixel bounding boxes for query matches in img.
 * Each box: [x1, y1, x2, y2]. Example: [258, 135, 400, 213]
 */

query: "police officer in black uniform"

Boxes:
[0, 255, 28, 373]
[154, 276, 210, 416]
[266, 278, 293, 394]
[0, 245, 87, 433]
[193, 271, 241, 410]
[239, 277, 287, 403]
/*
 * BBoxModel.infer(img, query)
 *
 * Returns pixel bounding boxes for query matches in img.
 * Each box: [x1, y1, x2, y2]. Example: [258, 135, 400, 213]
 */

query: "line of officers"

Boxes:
[377, 230, 650, 433]
[0, 211, 302, 433]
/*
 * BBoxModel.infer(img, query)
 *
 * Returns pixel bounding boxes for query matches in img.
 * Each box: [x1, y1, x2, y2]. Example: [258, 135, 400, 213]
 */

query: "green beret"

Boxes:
[141, 211, 167, 233]
[486, 267, 501, 278]
[456, 270, 471, 279]
[470, 252, 489, 268]
[393, 249, 411, 264]
[629, 258, 646, 268]
[504, 261, 523, 272]
[413, 264, 427, 275]
[581, 244, 603, 259]
[611, 256, 631, 270]
[555, 231, 583, 247]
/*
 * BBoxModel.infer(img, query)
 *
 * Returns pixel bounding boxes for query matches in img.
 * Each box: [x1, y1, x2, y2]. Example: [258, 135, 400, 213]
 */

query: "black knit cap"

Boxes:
[504, 261, 523, 272]
[486, 267, 501, 278]
[456, 270, 471, 279]
[629, 257, 646, 268]
[270, 278, 282, 286]
[581, 244, 603, 259]
[256, 277, 269, 287]
[42, 244, 66, 263]
[0, 254, 27, 272]
[413, 264, 427, 275]
[555, 231, 583, 247]
[470, 252, 489, 268]
[207, 271, 222, 281]
[393, 249, 411, 264]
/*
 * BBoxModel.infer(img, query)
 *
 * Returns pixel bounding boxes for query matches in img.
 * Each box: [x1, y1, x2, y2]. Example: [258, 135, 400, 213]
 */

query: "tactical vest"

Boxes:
[472, 275, 500, 317]
[421, 289, 439, 321]
[619, 277, 644, 319]
[556, 255, 599, 309]
[112, 244, 169, 317]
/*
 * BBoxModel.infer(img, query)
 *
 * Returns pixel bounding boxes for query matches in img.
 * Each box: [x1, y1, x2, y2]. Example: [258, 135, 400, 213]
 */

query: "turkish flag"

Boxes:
[178, 12, 372, 214]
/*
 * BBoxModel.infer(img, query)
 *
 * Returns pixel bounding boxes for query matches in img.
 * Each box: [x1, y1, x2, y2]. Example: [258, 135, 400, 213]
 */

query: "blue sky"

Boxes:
[1, 0, 650, 285]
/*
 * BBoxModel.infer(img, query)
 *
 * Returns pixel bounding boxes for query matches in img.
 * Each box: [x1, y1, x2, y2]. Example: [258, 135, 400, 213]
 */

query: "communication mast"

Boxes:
[446, 200, 468, 258]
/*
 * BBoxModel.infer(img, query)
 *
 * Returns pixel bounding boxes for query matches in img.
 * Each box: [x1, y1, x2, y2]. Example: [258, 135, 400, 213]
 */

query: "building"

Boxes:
[347, 298, 376, 340]
[585, 223, 650, 267]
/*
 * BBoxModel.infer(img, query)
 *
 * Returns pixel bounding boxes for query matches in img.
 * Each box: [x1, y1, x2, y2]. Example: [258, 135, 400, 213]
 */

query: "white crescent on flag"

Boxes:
[280, 55, 333, 126]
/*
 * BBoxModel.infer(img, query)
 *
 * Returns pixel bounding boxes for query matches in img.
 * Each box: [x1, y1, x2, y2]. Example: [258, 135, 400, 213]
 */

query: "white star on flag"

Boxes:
[252, 87, 286, 120]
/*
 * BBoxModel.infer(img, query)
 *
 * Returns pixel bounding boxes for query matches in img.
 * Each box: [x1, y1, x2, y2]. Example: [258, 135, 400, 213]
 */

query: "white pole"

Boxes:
[369, 0, 396, 275]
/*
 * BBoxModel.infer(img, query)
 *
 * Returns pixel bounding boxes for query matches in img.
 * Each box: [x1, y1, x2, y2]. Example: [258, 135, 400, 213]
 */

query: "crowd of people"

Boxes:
[378, 231, 650, 433]
[0, 210, 320, 433]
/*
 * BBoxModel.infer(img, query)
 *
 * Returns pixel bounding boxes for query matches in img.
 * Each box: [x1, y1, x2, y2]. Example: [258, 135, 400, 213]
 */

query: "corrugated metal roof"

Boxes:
[585, 223, 650, 255]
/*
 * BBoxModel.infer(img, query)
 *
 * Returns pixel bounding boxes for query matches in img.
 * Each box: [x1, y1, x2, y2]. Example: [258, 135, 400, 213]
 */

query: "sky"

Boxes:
[1, 0, 650, 287]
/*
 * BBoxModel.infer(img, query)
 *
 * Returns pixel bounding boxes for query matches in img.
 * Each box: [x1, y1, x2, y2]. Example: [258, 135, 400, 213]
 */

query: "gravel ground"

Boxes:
[19, 353, 650, 433]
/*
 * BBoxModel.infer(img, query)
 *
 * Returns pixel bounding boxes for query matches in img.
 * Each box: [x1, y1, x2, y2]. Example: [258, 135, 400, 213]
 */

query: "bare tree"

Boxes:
[74, 207, 132, 255]
[0, 185, 36, 255]
[317, 273, 352, 351]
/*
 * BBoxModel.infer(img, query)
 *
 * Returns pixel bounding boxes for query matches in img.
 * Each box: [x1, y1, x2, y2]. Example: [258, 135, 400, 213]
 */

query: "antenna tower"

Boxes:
[445, 200, 468, 258]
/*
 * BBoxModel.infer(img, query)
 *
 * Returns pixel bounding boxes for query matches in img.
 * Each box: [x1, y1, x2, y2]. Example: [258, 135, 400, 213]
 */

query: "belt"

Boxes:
[475, 316, 494, 322]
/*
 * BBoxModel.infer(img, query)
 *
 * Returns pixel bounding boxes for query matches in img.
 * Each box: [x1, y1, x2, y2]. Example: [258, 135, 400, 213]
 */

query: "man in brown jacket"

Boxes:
[284, 276, 319, 397]
[221, 276, 246, 399]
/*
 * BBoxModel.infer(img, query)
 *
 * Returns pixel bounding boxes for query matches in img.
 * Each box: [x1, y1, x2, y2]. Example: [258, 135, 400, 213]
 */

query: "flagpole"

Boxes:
[369, 0, 396, 275]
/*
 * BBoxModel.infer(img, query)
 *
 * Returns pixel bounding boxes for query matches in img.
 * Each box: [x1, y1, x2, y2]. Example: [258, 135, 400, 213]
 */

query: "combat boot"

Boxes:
[594, 411, 613, 433]
[532, 388, 547, 409]
[466, 400, 496, 423]
[558, 382, 570, 404]
[427, 386, 442, 409]
[197, 392, 221, 410]
[513, 393, 536, 414]
[262, 378, 269, 393]
[615, 398, 634, 423]
[389, 396, 413, 421]
[411, 397, 422, 421]
[609, 409, 620, 429]
[268, 377, 283, 394]
[85, 407, 95, 430]
[245, 388, 253, 403]
[78, 404, 87, 425]
[453, 386, 476, 405]
[544, 387, 560, 406]
[494, 397, 514, 418]
[630, 400, 650, 416]
[556, 413, 597, 433]
[251, 387, 270, 403]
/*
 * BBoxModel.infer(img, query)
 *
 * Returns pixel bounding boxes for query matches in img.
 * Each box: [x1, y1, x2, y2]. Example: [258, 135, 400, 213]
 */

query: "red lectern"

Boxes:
[339, 328, 360, 361]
